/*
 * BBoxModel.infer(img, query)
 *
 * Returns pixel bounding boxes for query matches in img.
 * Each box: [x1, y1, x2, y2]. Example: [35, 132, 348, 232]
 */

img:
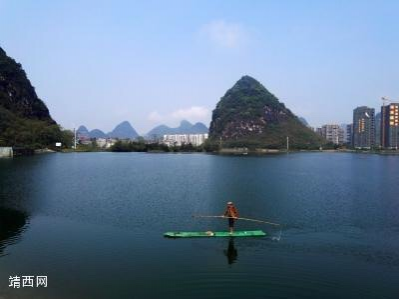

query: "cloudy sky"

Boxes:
[1, 0, 398, 134]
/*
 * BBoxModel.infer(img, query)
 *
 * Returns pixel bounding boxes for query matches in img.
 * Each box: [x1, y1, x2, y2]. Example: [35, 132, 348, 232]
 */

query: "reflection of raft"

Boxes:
[164, 230, 266, 238]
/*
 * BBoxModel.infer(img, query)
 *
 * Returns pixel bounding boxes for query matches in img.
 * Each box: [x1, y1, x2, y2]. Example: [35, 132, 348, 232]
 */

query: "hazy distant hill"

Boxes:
[190, 122, 209, 133]
[89, 129, 107, 138]
[0, 47, 64, 148]
[76, 125, 90, 138]
[108, 121, 139, 139]
[208, 75, 324, 149]
[146, 124, 172, 138]
[146, 120, 208, 139]
[76, 126, 107, 139]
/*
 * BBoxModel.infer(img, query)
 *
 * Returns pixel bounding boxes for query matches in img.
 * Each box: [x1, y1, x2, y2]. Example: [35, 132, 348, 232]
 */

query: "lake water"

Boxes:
[0, 152, 398, 299]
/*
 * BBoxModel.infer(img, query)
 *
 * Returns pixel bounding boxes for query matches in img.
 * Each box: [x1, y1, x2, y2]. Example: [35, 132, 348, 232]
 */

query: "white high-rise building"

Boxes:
[162, 134, 208, 146]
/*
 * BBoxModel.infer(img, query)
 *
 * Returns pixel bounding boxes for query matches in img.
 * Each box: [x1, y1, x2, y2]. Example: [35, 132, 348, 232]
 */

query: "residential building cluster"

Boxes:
[318, 124, 344, 145]
[77, 131, 209, 148]
[162, 134, 209, 147]
[77, 133, 116, 148]
[95, 138, 116, 148]
[315, 101, 399, 149]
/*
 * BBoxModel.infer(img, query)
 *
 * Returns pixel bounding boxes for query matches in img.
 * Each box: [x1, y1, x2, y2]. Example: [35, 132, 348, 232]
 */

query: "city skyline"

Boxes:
[1, 1, 399, 133]
[73, 99, 394, 137]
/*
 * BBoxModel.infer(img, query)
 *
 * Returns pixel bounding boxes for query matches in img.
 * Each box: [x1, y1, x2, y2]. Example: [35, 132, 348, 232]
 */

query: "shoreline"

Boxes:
[3, 148, 399, 157]
[60, 148, 399, 156]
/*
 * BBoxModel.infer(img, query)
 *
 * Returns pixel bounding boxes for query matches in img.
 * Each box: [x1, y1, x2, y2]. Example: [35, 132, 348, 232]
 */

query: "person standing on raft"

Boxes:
[223, 202, 239, 234]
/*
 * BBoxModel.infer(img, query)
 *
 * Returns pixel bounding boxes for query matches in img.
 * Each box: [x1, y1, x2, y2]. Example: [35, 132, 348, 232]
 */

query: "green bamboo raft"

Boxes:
[164, 230, 266, 238]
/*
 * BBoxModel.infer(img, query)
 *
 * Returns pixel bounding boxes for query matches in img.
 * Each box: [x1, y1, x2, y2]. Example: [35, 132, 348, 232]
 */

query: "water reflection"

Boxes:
[0, 207, 28, 256]
[223, 238, 238, 265]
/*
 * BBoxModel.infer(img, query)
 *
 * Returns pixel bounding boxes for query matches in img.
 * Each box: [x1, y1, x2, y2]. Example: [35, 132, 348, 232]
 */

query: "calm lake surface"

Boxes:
[0, 152, 398, 299]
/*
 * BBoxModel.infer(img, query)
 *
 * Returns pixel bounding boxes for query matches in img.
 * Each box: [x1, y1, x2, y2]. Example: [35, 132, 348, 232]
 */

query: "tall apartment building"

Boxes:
[381, 103, 399, 149]
[346, 124, 353, 145]
[374, 112, 381, 147]
[316, 127, 323, 136]
[320, 124, 344, 145]
[340, 124, 353, 144]
[353, 106, 375, 149]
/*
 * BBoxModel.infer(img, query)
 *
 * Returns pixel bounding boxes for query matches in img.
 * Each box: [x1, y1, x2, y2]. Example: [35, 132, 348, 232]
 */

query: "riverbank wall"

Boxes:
[0, 147, 13, 158]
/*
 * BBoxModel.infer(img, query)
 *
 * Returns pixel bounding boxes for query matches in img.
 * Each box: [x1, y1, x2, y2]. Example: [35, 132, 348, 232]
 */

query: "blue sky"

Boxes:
[1, 0, 398, 134]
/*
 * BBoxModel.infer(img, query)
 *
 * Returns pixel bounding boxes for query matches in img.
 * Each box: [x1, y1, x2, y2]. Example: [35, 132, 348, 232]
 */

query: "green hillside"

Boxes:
[208, 76, 325, 149]
[0, 47, 70, 149]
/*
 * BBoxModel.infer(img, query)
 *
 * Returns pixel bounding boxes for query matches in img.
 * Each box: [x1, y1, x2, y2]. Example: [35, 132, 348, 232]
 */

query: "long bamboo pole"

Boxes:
[193, 215, 280, 226]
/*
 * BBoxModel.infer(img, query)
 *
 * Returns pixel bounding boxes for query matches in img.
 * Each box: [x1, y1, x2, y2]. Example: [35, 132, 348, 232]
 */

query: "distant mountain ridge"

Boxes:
[146, 120, 208, 138]
[77, 120, 207, 140]
[77, 121, 139, 139]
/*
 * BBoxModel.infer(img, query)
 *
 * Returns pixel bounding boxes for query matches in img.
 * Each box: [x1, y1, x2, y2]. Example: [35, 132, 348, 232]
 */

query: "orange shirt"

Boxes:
[224, 206, 239, 218]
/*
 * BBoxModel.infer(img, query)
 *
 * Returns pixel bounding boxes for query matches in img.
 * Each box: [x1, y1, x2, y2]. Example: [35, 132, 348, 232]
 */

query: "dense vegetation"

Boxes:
[209, 76, 326, 150]
[0, 107, 73, 148]
[110, 140, 203, 152]
[0, 47, 70, 149]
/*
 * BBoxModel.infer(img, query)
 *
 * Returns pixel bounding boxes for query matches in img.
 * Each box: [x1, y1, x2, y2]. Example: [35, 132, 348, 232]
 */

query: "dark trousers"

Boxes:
[228, 218, 235, 228]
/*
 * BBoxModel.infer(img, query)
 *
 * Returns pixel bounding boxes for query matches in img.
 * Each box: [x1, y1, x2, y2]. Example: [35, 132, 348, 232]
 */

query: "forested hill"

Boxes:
[208, 76, 325, 149]
[0, 47, 70, 149]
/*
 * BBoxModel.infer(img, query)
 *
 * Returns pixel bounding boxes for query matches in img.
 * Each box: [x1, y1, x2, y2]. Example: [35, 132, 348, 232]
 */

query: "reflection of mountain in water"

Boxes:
[0, 208, 28, 256]
[224, 238, 238, 265]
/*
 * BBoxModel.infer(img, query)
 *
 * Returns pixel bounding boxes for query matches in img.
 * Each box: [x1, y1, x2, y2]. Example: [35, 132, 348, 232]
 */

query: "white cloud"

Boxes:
[148, 111, 164, 122]
[171, 106, 210, 120]
[200, 20, 245, 48]
[147, 106, 210, 125]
